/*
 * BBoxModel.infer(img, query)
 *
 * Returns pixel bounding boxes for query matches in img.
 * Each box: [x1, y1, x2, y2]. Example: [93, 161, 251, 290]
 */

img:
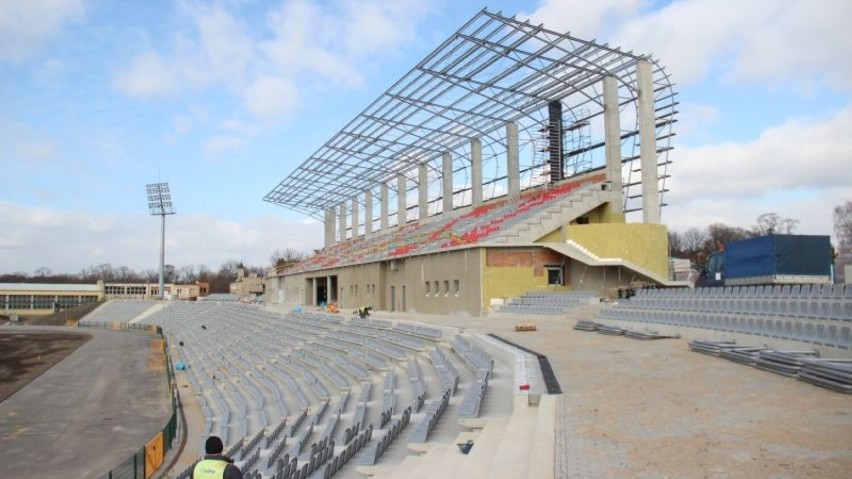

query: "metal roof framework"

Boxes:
[264, 9, 677, 221]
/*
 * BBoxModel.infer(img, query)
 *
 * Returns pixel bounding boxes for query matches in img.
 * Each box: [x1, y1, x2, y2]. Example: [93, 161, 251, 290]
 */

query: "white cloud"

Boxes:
[112, 51, 177, 96]
[522, 0, 643, 39]
[341, 0, 432, 56]
[0, 0, 84, 63]
[664, 105, 852, 235]
[0, 119, 59, 165]
[670, 106, 852, 199]
[110, 0, 435, 153]
[663, 187, 849, 240]
[243, 76, 299, 120]
[731, 0, 852, 91]
[525, 0, 852, 90]
[204, 135, 248, 156]
[673, 103, 719, 140]
[0, 202, 324, 274]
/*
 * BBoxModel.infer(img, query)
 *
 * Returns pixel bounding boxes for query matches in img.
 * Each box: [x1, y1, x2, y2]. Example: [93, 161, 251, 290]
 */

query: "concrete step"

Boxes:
[485, 397, 540, 479]
[452, 416, 510, 479]
[527, 394, 557, 479]
[423, 432, 479, 479]
[392, 455, 424, 478]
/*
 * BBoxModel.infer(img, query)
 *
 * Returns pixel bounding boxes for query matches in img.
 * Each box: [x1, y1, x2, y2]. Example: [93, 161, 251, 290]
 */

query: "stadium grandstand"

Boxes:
[264, 9, 679, 315]
[6, 10, 850, 479]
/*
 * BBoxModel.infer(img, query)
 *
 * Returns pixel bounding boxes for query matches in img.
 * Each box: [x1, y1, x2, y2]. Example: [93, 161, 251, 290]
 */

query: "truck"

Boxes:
[697, 234, 832, 287]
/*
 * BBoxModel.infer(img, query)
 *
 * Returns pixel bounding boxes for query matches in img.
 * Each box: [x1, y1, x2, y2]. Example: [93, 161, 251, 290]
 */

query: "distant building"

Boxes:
[0, 282, 104, 316]
[230, 266, 264, 300]
[0, 280, 210, 317]
[104, 282, 209, 300]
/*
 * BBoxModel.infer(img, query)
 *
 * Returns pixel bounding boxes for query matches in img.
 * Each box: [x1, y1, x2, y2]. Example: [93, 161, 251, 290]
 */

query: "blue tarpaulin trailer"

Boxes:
[702, 234, 832, 287]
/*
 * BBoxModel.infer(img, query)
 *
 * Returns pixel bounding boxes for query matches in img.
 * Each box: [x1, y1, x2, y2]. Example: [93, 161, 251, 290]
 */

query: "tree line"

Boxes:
[671, 205, 852, 269]
[0, 260, 267, 294]
[0, 247, 314, 294]
[669, 212, 797, 267]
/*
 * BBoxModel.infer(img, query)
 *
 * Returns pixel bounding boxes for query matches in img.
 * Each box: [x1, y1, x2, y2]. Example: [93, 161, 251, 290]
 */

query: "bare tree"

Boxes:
[668, 231, 684, 257]
[218, 260, 241, 279]
[114, 266, 133, 281]
[270, 247, 308, 266]
[779, 217, 799, 234]
[706, 223, 749, 251]
[141, 269, 159, 282]
[681, 227, 708, 257]
[196, 264, 213, 281]
[163, 264, 177, 283]
[178, 265, 197, 283]
[835, 200, 852, 245]
[95, 263, 115, 282]
[33, 267, 52, 278]
[753, 212, 799, 235]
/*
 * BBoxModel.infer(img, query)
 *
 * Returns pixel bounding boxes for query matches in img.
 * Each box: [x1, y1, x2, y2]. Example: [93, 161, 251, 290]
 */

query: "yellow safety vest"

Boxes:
[193, 458, 228, 479]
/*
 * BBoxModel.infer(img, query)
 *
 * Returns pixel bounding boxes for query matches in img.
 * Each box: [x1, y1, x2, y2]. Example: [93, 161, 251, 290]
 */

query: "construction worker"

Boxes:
[358, 305, 373, 318]
[193, 436, 243, 479]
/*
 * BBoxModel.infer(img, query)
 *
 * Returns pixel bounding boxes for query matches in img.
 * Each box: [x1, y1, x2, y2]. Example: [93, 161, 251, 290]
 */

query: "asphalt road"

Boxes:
[0, 326, 172, 479]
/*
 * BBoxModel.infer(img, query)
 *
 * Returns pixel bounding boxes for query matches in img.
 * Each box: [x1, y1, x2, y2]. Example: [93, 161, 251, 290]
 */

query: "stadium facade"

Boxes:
[264, 10, 679, 316]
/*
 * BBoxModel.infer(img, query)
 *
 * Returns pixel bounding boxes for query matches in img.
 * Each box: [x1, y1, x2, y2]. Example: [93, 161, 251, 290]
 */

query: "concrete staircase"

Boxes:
[488, 186, 610, 244]
[544, 240, 671, 285]
[366, 395, 557, 479]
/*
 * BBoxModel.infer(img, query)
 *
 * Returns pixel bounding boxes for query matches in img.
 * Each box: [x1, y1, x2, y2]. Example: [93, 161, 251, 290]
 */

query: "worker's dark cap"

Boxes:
[205, 436, 224, 454]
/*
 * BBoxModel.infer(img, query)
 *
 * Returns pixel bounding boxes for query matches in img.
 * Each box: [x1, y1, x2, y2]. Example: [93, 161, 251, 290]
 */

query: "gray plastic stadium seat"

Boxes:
[783, 321, 794, 339]
[826, 325, 839, 348]
[804, 323, 817, 343]
[840, 327, 851, 349]
[793, 322, 806, 342]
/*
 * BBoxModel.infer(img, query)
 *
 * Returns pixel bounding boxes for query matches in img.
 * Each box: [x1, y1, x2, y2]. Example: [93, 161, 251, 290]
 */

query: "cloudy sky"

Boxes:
[1, 0, 851, 275]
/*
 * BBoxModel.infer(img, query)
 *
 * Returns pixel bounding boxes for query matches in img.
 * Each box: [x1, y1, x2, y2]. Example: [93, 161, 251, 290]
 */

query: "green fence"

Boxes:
[79, 322, 180, 479]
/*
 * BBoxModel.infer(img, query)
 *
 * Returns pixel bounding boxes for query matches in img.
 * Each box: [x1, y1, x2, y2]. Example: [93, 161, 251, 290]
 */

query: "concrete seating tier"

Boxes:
[357, 406, 413, 466]
[627, 285, 851, 321]
[80, 299, 158, 323]
[429, 347, 461, 395]
[497, 289, 598, 315]
[600, 285, 852, 351]
[282, 176, 604, 275]
[133, 302, 497, 478]
[410, 389, 452, 442]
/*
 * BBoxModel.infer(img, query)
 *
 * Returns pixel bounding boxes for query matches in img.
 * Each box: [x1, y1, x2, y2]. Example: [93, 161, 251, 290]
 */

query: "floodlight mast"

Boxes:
[146, 183, 176, 300]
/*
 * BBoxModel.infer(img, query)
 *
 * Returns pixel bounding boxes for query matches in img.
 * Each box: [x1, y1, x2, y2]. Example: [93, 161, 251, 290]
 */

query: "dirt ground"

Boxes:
[0, 331, 91, 403]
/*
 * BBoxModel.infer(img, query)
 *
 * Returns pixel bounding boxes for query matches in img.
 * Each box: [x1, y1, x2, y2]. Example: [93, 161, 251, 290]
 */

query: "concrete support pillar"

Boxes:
[380, 183, 389, 230]
[324, 276, 330, 304]
[506, 121, 520, 198]
[338, 203, 347, 242]
[471, 138, 483, 206]
[351, 197, 359, 238]
[442, 152, 453, 213]
[365, 189, 373, 235]
[637, 59, 660, 223]
[603, 75, 624, 214]
[397, 173, 407, 227]
[418, 163, 428, 220]
[324, 208, 336, 246]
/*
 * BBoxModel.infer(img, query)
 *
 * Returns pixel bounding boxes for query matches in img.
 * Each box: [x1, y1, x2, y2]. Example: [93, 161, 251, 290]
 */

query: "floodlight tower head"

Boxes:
[145, 182, 176, 300]
[146, 183, 176, 216]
